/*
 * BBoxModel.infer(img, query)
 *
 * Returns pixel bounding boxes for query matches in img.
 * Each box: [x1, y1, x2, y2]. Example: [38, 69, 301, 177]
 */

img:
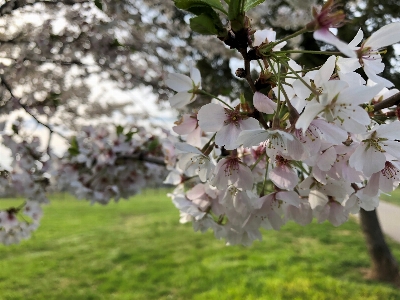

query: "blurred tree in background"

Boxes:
[1, 0, 399, 132]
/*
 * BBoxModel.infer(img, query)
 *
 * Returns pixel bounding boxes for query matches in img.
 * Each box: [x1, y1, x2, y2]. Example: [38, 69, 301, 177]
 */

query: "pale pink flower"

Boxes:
[306, 0, 355, 58]
[253, 28, 286, 50]
[327, 143, 365, 183]
[316, 200, 349, 227]
[337, 23, 400, 87]
[349, 122, 400, 177]
[198, 103, 259, 150]
[237, 129, 305, 160]
[175, 142, 214, 182]
[23, 201, 43, 221]
[173, 113, 202, 147]
[165, 64, 201, 109]
[253, 91, 277, 114]
[364, 161, 400, 196]
[248, 191, 301, 231]
[0, 211, 19, 232]
[344, 189, 380, 213]
[269, 156, 299, 190]
[285, 198, 313, 226]
[169, 192, 207, 222]
[210, 156, 254, 190]
[296, 80, 383, 134]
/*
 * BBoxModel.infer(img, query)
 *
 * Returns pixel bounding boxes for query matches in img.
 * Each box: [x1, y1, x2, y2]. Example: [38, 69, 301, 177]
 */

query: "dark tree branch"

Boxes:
[239, 49, 257, 93]
[116, 153, 165, 166]
[374, 92, 400, 111]
[0, 75, 67, 140]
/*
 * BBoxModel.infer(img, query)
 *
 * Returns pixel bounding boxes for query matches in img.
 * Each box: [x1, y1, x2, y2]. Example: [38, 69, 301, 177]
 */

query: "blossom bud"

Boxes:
[235, 68, 246, 78]
[306, 0, 346, 31]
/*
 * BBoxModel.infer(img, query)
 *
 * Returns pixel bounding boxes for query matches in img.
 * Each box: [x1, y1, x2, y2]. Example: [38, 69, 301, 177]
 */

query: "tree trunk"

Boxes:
[359, 208, 400, 285]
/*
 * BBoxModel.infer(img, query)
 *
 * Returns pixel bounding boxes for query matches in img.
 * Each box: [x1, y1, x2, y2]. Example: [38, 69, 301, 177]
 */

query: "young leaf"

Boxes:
[116, 125, 124, 135]
[68, 136, 79, 157]
[228, 0, 242, 20]
[243, 0, 265, 12]
[190, 14, 219, 35]
[174, 0, 228, 15]
[94, 0, 103, 10]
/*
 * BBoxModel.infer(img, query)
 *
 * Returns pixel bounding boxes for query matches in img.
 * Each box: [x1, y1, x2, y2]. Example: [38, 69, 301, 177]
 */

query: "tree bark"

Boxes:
[359, 208, 400, 285]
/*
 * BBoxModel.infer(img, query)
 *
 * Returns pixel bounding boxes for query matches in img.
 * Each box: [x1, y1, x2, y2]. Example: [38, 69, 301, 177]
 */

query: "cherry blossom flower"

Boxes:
[364, 161, 400, 196]
[253, 91, 277, 114]
[198, 103, 260, 150]
[247, 191, 301, 231]
[165, 64, 201, 109]
[237, 129, 306, 161]
[269, 156, 299, 190]
[295, 80, 383, 134]
[253, 28, 287, 50]
[285, 199, 313, 226]
[210, 156, 254, 190]
[337, 23, 400, 87]
[344, 189, 380, 213]
[169, 191, 207, 222]
[175, 142, 214, 182]
[173, 113, 202, 147]
[306, 0, 355, 58]
[349, 122, 400, 176]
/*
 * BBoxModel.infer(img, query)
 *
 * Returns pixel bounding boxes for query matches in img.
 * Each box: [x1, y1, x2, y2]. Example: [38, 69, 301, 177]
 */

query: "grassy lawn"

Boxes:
[381, 188, 400, 206]
[1, 189, 400, 300]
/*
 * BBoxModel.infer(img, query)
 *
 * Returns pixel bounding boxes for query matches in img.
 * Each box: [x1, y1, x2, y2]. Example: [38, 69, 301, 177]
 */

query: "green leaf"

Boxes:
[125, 132, 134, 142]
[243, 0, 265, 11]
[239, 93, 246, 104]
[68, 136, 79, 157]
[190, 14, 219, 35]
[116, 125, 124, 135]
[147, 139, 160, 152]
[174, 0, 227, 15]
[11, 123, 19, 135]
[228, 0, 242, 20]
[94, 0, 103, 10]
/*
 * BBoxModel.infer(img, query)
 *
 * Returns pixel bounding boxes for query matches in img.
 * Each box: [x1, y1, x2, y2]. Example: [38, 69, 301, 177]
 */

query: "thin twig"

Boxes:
[0, 75, 67, 140]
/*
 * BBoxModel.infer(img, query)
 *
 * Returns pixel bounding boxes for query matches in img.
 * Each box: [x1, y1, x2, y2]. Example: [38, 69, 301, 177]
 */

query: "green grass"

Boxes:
[1, 189, 400, 300]
[381, 188, 400, 206]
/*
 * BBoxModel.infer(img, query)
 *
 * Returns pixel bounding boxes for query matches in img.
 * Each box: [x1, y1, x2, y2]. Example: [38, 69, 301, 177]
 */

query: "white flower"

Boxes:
[198, 103, 259, 150]
[295, 80, 383, 134]
[237, 129, 306, 160]
[337, 23, 400, 87]
[253, 29, 286, 51]
[349, 122, 400, 177]
[165, 63, 201, 109]
[253, 91, 277, 114]
[175, 142, 214, 182]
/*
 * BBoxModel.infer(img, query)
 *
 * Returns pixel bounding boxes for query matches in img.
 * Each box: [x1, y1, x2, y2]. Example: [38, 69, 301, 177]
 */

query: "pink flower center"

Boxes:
[309, 0, 345, 30]
[224, 108, 244, 127]
[381, 162, 399, 179]
[275, 155, 289, 167]
[223, 157, 240, 176]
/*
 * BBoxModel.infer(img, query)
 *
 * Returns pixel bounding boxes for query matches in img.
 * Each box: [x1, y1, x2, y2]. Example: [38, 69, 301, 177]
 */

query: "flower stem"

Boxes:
[275, 50, 342, 55]
[198, 90, 234, 109]
[263, 27, 308, 53]
[277, 55, 319, 96]
[250, 152, 266, 171]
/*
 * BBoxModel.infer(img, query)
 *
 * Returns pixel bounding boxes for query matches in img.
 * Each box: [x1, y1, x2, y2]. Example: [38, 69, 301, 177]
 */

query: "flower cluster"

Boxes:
[0, 135, 47, 244]
[56, 125, 167, 205]
[164, 21, 400, 245]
